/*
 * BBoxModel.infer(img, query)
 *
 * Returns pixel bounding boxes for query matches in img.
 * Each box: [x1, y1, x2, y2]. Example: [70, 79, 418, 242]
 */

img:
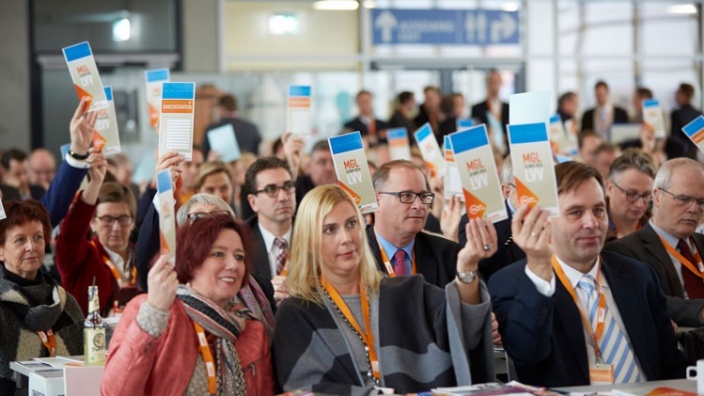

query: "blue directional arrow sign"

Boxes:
[372, 9, 520, 45]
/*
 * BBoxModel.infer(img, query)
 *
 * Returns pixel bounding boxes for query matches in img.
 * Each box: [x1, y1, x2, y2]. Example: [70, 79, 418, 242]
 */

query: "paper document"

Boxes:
[145, 68, 170, 129]
[682, 115, 704, 156]
[62, 41, 108, 112]
[207, 124, 242, 162]
[443, 136, 463, 200]
[413, 123, 443, 178]
[159, 82, 195, 161]
[93, 86, 121, 155]
[156, 169, 176, 265]
[387, 127, 411, 161]
[329, 132, 378, 214]
[287, 85, 312, 137]
[642, 99, 666, 139]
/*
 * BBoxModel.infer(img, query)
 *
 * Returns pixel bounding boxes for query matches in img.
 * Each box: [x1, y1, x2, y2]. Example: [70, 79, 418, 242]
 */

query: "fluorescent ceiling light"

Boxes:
[112, 17, 131, 42]
[363, 0, 377, 8]
[269, 14, 298, 35]
[667, 4, 697, 14]
[502, 2, 519, 12]
[313, 1, 359, 11]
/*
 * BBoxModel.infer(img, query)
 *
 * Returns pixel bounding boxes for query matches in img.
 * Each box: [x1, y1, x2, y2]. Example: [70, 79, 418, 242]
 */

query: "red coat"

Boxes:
[101, 294, 274, 395]
[55, 194, 133, 316]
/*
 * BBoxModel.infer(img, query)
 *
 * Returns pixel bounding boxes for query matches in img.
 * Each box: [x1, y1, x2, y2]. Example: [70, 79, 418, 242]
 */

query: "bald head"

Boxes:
[29, 149, 56, 190]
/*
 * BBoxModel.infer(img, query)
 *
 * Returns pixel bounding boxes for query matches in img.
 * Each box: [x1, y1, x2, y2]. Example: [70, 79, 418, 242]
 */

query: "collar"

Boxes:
[506, 197, 516, 215]
[555, 255, 602, 290]
[374, 228, 414, 260]
[258, 222, 292, 253]
[649, 219, 693, 250]
[103, 245, 131, 273]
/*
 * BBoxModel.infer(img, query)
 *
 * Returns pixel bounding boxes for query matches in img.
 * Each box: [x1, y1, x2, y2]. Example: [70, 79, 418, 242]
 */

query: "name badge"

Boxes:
[589, 362, 614, 385]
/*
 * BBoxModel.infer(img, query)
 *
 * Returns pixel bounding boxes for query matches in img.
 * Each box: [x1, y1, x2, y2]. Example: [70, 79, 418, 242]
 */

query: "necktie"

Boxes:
[274, 237, 288, 276]
[677, 239, 704, 298]
[577, 275, 642, 384]
[393, 249, 407, 276]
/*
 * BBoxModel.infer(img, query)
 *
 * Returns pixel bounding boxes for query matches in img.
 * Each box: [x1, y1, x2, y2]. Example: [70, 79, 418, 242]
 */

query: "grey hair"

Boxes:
[175, 193, 235, 226]
[500, 155, 513, 185]
[653, 157, 704, 192]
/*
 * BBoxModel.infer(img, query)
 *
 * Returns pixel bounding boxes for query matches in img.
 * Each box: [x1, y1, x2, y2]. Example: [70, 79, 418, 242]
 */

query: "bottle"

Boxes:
[84, 285, 107, 366]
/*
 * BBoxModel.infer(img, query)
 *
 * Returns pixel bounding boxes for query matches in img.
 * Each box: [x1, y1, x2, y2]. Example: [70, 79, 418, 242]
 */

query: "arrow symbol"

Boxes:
[465, 12, 475, 42]
[476, 12, 487, 43]
[490, 12, 517, 43]
[375, 11, 397, 43]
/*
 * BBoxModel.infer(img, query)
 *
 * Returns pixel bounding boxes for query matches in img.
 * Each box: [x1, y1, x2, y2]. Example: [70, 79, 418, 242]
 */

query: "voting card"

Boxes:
[287, 85, 312, 137]
[682, 115, 704, 156]
[443, 136, 463, 200]
[156, 169, 176, 265]
[642, 99, 666, 139]
[93, 86, 121, 155]
[207, 124, 241, 162]
[450, 125, 507, 223]
[159, 82, 195, 161]
[413, 123, 443, 178]
[387, 128, 411, 161]
[509, 91, 554, 125]
[456, 118, 474, 132]
[145, 68, 170, 129]
[329, 132, 378, 214]
[62, 42, 108, 112]
[548, 114, 567, 154]
[508, 123, 560, 216]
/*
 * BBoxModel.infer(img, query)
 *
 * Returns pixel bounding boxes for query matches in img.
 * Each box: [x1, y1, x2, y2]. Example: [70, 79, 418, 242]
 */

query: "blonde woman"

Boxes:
[274, 185, 496, 395]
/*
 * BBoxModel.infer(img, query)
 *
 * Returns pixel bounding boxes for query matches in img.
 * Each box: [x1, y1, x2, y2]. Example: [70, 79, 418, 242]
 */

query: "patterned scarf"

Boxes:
[176, 285, 247, 396]
[236, 275, 275, 338]
[0, 268, 67, 332]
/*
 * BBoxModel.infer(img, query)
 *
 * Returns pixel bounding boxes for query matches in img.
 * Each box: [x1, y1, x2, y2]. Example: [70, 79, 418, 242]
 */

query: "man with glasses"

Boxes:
[603, 149, 656, 242]
[244, 157, 296, 302]
[368, 160, 457, 287]
[606, 158, 704, 327]
[458, 155, 525, 282]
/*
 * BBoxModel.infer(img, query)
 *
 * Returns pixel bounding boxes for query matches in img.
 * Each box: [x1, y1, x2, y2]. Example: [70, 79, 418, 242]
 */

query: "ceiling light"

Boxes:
[667, 4, 697, 14]
[112, 17, 131, 42]
[313, 1, 359, 11]
[502, 2, 519, 12]
[363, 0, 377, 8]
[269, 14, 298, 35]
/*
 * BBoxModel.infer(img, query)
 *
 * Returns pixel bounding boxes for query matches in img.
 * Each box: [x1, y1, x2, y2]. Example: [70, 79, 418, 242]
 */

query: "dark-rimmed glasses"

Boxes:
[95, 215, 132, 228]
[379, 191, 435, 204]
[611, 180, 652, 204]
[253, 181, 296, 198]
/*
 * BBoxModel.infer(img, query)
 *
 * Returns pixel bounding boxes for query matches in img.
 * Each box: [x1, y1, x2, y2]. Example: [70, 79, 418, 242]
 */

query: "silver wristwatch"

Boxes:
[456, 270, 479, 284]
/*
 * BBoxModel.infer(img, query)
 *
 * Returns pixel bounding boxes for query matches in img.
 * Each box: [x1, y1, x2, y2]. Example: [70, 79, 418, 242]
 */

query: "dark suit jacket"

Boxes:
[458, 202, 525, 282]
[41, 160, 89, 228]
[245, 215, 275, 280]
[604, 223, 704, 327]
[580, 106, 629, 133]
[0, 184, 20, 202]
[366, 226, 457, 288]
[471, 100, 510, 151]
[388, 110, 415, 135]
[489, 251, 687, 387]
[203, 117, 262, 156]
[343, 116, 389, 145]
[669, 104, 703, 158]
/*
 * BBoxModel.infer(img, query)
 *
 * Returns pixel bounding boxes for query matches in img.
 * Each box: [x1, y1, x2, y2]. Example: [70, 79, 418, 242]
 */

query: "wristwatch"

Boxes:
[68, 150, 89, 160]
[456, 270, 479, 284]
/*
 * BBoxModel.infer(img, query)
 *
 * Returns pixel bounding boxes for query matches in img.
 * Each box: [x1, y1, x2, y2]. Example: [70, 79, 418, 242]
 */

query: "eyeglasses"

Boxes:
[659, 188, 704, 209]
[253, 181, 295, 198]
[379, 191, 435, 204]
[96, 215, 132, 227]
[187, 210, 233, 224]
[611, 180, 652, 204]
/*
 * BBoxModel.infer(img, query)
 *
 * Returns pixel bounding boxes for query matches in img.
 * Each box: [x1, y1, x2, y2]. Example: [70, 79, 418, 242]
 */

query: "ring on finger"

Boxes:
[482, 244, 491, 251]
[530, 231, 538, 237]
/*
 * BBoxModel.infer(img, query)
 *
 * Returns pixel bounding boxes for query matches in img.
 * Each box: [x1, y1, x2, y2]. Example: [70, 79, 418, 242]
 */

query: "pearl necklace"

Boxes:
[322, 289, 382, 387]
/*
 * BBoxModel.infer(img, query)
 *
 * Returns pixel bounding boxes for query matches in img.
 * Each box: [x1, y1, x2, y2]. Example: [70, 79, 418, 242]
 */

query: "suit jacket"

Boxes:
[246, 215, 284, 281]
[471, 100, 510, 151]
[604, 223, 704, 327]
[41, 160, 89, 227]
[458, 202, 525, 281]
[366, 226, 457, 288]
[343, 116, 389, 144]
[669, 104, 703, 158]
[489, 251, 687, 387]
[203, 117, 262, 155]
[580, 106, 629, 133]
[388, 110, 415, 135]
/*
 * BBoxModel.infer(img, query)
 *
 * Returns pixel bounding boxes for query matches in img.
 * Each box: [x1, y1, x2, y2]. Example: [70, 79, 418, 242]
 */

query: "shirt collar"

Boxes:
[258, 222, 292, 253]
[555, 255, 602, 290]
[649, 219, 690, 250]
[103, 245, 129, 273]
[374, 228, 414, 260]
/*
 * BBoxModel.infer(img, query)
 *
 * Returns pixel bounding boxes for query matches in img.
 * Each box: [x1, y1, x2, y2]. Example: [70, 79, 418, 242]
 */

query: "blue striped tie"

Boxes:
[577, 275, 643, 383]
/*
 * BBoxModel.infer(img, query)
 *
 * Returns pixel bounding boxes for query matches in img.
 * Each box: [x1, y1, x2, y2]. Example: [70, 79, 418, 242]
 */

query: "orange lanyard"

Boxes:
[321, 277, 381, 381]
[375, 234, 416, 277]
[90, 241, 136, 287]
[37, 329, 56, 357]
[193, 322, 217, 395]
[552, 256, 607, 362]
[658, 235, 704, 279]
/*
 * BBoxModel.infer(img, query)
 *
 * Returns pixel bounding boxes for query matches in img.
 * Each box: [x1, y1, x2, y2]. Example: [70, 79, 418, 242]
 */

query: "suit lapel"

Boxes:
[366, 226, 386, 274]
[251, 219, 272, 279]
[413, 234, 439, 285]
[641, 224, 686, 298]
[553, 280, 590, 376]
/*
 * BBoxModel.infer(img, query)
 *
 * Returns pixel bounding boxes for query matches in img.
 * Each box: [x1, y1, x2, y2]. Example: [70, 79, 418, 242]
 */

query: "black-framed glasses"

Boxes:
[253, 181, 296, 198]
[379, 191, 435, 204]
[611, 180, 652, 204]
[659, 188, 704, 209]
[96, 215, 132, 227]
[187, 210, 233, 224]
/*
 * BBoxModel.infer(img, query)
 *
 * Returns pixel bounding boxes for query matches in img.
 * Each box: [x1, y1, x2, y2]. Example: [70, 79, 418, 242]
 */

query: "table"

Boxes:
[557, 379, 696, 394]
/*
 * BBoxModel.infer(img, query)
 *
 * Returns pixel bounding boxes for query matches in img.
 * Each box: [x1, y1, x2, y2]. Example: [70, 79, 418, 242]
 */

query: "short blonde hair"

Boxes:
[287, 185, 382, 304]
[194, 161, 232, 192]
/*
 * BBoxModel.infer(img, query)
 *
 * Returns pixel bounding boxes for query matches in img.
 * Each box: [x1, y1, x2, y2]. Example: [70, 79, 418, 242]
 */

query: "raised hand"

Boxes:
[282, 132, 305, 177]
[511, 205, 553, 281]
[69, 98, 99, 156]
[146, 254, 179, 312]
[153, 151, 184, 188]
[441, 195, 463, 242]
[457, 218, 498, 273]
